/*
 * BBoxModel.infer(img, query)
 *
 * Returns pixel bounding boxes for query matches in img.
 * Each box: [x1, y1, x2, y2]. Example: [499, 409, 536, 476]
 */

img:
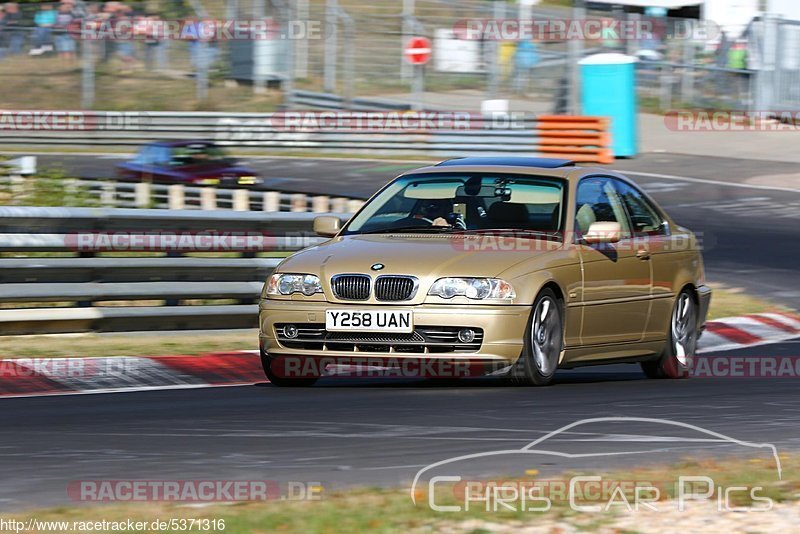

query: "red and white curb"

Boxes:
[698, 312, 800, 354]
[0, 351, 263, 398]
[0, 313, 798, 398]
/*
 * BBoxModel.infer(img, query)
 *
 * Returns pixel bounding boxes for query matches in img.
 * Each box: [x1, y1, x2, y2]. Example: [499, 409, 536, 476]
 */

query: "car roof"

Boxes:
[402, 157, 590, 180]
[148, 140, 217, 148]
[436, 157, 576, 169]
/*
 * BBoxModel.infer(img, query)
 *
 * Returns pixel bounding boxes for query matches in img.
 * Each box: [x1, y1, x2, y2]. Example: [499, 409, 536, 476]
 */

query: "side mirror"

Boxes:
[583, 221, 622, 245]
[313, 216, 342, 238]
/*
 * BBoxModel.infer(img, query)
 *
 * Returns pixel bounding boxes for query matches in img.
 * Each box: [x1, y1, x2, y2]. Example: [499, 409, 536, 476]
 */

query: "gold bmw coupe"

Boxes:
[259, 157, 711, 386]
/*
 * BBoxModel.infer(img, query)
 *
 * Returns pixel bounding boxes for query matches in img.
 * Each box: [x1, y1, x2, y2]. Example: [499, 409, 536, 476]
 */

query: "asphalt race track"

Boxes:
[0, 152, 798, 510]
[1, 351, 799, 510]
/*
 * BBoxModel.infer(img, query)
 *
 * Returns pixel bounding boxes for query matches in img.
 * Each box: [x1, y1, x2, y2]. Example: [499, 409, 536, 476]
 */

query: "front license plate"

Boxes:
[326, 310, 413, 333]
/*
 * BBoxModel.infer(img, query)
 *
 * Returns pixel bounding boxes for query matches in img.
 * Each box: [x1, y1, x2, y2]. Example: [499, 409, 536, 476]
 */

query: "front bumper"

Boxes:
[259, 299, 531, 365]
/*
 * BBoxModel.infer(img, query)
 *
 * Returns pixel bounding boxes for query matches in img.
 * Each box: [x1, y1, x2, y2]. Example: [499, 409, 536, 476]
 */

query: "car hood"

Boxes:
[279, 233, 561, 281]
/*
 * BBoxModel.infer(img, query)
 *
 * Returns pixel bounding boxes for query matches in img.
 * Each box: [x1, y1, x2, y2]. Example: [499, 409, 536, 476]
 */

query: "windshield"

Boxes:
[171, 144, 233, 166]
[344, 173, 565, 237]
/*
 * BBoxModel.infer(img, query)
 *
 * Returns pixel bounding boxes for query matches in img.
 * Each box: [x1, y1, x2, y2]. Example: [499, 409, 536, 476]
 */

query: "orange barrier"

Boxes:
[534, 115, 614, 164]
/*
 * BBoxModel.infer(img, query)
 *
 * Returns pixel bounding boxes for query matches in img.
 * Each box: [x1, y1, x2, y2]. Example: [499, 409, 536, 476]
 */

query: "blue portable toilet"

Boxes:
[579, 53, 638, 158]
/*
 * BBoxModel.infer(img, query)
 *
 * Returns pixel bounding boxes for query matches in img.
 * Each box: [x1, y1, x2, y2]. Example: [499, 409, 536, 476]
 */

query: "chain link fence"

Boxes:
[0, 0, 259, 111]
[2, 0, 799, 114]
[285, 0, 579, 113]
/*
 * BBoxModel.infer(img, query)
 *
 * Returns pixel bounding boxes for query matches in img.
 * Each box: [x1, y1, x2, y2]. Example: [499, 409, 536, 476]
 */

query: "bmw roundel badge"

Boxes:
[371, 263, 385, 271]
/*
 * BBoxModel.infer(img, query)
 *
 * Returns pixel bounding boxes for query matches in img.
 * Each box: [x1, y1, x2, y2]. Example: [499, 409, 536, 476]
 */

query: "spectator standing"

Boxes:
[99, 2, 119, 63]
[80, 2, 103, 63]
[184, 17, 200, 69]
[727, 40, 747, 70]
[716, 31, 731, 68]
[138, 13, 163, 70]
[54, 2, 77, 60]
[3, 3, 23, 55]
[115, 3, 135, 64]
[0, 6, 6, 59]
[31, 3, 57, 55]
[713, 31, 731, 95]
[186, 17, 220, 72]
[727, 40, 750, 100]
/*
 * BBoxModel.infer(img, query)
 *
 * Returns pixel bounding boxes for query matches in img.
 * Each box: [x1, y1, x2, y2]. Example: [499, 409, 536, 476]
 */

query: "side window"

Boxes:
[575, 177, 632, 238]
[133, 146, 154, 165]
[613, 180, 667, 236]
[151, 146, 171, 166]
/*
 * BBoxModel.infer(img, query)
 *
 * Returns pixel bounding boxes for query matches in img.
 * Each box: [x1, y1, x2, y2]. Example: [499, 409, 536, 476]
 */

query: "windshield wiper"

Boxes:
[358, 225, 455, 235]
[455, 228, 560, 239]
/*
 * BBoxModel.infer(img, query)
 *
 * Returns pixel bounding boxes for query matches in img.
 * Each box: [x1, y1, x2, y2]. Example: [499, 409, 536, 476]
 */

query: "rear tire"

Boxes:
[260, 348, 318, 387]
[507, 288, 563, 387]
[641, 289, 697, 379]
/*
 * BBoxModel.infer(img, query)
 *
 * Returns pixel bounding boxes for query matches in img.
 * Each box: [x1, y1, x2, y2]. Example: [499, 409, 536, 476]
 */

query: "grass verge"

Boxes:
[0, 56, 281, 112]
[0, 331, 259, 359]
[5, 455, 798, 533]
[705, 282, 791, 320]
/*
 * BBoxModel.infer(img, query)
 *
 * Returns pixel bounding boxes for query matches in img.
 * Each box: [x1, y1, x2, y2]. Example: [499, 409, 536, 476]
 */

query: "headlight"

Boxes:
[237, 175, 259, 185]
[266, 273, 322, 296]
[428, 278, 515, 300]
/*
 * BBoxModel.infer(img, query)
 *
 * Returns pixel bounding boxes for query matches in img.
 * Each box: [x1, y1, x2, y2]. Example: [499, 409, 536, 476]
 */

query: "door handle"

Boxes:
[636, 249, 651, 261]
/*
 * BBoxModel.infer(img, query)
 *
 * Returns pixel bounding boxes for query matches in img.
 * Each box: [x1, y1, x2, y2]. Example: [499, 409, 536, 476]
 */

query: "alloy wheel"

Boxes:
[671, 293, 697, 367]
[531, 296, 561, 376]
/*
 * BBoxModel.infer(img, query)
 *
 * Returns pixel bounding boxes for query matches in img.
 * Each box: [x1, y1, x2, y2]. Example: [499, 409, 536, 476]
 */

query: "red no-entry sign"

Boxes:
[404, 37, 432, 65]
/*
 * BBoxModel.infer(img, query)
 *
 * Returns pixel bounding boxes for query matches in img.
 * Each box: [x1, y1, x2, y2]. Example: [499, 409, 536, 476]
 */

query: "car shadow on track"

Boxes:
[252, 365, 648, 389]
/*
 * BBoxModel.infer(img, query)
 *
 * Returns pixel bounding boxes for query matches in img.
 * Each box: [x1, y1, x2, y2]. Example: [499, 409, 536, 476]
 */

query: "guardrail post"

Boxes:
[262, 191, 281, 212]
[200, 187, 217, 210]
[168, 184, 185, 210]
[135, 182, 151, 208]
[311, 195, 330, 213]
[232, 189, 250, 211]
[100, 182, 116, 207]
[331, 197, 348, 213]
[64, 178, 79, 203]
[347, 199, 364, 213]
[291, 193, 308, 212]
[9, 174, 25, 204]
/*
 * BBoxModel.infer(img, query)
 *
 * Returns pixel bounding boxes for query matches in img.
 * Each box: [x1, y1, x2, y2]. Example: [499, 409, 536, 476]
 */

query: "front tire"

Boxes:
[260, 348, 318, 387]
[508, 288, 563, 386]
[641, 289, 697, 379]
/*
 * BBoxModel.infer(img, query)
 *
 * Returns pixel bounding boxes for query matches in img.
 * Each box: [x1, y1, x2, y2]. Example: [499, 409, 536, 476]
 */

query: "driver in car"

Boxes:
[414, 199, 467, 229]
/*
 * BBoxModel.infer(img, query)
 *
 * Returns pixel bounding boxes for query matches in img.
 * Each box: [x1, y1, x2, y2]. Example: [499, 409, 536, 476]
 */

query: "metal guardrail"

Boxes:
[0, 207, 348, 335]
[0, 111, 615, 162]
[71, 179, 366, 211]
[290, 90, 415, 111]
[1, 170, 367, 211]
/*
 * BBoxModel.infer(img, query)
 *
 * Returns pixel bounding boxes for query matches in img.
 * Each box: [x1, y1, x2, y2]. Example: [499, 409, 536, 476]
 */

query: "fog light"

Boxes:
[457, 328, 475, 344]
[283, 324, 299, 339]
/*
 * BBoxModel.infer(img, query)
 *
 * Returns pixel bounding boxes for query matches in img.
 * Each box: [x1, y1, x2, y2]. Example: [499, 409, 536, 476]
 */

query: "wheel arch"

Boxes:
[534, 281, 569, 361]
[540, 280, 565, 305]
[680, 282, 699, 305]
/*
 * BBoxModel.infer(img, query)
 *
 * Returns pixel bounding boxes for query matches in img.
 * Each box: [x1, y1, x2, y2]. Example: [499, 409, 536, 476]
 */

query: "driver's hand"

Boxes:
[431, 217, 449, 227]
[446, 213, 467, 230]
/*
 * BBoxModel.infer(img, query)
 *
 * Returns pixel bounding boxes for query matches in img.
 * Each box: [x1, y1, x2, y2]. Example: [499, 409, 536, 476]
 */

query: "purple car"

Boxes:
[116, 140, 262, 187]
